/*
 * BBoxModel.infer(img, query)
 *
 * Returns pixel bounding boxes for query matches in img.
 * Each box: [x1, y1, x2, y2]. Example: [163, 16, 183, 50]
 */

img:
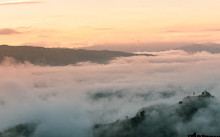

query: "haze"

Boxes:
[1, 0, 220, 48]
[1, 1, 220, 136]
[1, 51, 220, 137]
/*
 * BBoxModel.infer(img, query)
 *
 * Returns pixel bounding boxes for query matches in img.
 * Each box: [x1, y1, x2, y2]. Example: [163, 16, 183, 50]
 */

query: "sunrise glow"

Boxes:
[1, 0, 220, 47]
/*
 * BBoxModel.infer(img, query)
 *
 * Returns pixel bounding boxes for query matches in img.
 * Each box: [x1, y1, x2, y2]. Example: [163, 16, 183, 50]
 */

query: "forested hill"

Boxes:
[0, 45, 153, 66]
[177, 44, 220, 53]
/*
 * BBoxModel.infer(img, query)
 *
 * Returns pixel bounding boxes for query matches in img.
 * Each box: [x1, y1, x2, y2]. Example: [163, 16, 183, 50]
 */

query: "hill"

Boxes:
[177, 43, 220, 53]
[82, 42, 192, 52]
[0, 45, 153, 66]
[93, 91, 215, 137]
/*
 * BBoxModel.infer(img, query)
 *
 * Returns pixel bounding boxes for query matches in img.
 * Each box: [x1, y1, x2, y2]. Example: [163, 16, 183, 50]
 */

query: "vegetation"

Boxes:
[0, 45, 154, 66]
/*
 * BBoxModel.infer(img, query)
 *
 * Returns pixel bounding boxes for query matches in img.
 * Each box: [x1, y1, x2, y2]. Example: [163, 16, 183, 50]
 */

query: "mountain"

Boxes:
[0, 123, 37, 137]
[177, 43, 220, 53]
[93, 91, 215, 137]
[0, 45, 153, 66]
[84, 43, 220, 53]
[0, 91, 216, 137]
[81, 42, 192, 52]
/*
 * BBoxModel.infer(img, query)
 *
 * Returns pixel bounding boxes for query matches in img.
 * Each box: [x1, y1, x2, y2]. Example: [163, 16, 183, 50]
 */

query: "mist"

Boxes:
[0, 50, 220, 137]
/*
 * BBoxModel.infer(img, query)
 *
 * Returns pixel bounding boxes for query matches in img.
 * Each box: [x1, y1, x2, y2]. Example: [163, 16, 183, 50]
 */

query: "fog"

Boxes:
[0, 50, 220, 137]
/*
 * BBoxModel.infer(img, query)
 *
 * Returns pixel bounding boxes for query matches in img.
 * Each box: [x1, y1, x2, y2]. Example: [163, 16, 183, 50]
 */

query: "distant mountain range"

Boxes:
[0, 45, 153, 66]
[177, 43, 220, 53]
[83, 43, 220, 53]
[1, 44, 218, 66]
[81, 42, 193, 52]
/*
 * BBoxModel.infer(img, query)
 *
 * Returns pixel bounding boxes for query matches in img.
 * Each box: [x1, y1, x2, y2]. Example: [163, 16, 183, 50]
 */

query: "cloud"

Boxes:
[93, 28, 115, 31]
[203, 28, 220, 32]
[0, 1, 42, 5]
[165, 29, 220, 33]
[0, 51, 220, 136]
[163, 25, 220, 33]
[81, 26, 115, 31]
[0, 28, 20, 35]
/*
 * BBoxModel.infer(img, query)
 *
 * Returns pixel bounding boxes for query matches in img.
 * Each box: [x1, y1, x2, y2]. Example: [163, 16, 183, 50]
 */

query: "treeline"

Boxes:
[0, 45, 141, 66]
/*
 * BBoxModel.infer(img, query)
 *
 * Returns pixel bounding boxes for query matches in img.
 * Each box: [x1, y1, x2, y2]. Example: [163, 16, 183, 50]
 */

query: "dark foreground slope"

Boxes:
[0, 124, 37, 137]
[93, 91, 219, 137]
[0, 45, 153, 66]
[0, 91, 219, 137]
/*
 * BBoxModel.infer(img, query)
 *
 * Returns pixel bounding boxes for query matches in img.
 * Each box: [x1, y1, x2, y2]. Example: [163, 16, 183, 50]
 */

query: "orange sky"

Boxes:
[1, 0, 220, 48]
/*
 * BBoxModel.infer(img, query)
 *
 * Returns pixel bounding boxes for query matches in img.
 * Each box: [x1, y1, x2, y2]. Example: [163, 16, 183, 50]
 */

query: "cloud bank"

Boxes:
[0, 0, 42, 5]
[0, 28, 20, 35]
[0, 50, 220, 137]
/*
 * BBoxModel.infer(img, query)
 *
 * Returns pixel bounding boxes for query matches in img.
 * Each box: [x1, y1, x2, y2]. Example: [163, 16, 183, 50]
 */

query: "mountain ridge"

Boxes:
[177, 43, 220, 53]
[0, 45, 154, 66]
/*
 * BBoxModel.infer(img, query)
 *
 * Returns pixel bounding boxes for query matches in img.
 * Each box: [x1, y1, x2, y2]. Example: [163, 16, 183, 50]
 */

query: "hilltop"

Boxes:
[177, 43, 220, 53]
[0, 45, 153, 66]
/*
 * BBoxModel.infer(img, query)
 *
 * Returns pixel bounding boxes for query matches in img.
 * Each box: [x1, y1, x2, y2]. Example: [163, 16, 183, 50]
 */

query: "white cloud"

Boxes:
[0, 51, 220, 136]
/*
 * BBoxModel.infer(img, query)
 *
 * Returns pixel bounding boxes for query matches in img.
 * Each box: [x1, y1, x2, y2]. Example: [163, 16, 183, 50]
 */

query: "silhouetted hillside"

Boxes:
[94, 91, 215, 137]
[177, 43, 220, 53]
[82, 42, 192, 52]
[0, 45, 153, 66]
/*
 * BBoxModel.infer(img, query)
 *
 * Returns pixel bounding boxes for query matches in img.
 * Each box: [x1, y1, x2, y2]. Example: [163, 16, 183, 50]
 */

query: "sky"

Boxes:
[1, 0, 220, 48]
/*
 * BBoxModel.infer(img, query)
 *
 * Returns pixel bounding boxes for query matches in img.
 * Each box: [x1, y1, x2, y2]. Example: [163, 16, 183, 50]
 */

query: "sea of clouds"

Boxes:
[0, 50, 220, 137]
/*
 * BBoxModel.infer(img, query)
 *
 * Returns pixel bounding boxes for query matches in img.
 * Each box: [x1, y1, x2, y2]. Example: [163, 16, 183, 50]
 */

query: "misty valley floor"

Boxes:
[0, 50, 220, 137]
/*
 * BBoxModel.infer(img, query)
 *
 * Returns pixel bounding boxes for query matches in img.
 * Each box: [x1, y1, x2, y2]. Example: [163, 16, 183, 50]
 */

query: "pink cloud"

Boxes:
[0, 1, 42, 5]
[0, 28, 20, 35]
